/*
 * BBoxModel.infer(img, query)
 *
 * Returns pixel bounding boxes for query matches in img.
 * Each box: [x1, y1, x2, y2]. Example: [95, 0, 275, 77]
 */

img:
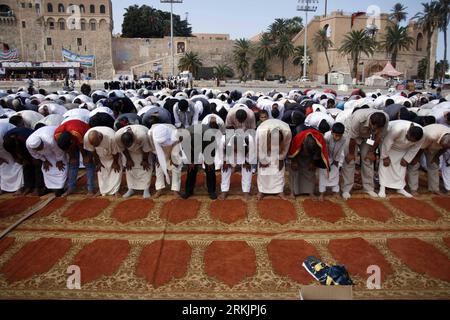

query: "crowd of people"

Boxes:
[0, 83, 449, 202]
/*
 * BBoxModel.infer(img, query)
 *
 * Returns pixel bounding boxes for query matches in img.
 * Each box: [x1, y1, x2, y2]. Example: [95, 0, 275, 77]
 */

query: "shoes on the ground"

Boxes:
[302, 256, 330, 285]
[209, 193, 218, 200]
[181, 193, 192, 199]
[302, 256, 354, 286]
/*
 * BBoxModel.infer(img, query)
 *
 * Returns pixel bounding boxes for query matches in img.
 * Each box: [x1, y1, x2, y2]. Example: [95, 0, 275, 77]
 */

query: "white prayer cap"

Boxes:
[72, 94, 92, 104]
[27, 135, 42, 149]
[108, 90, 125, 98]
[175, 92, 188, 99]
[152, 125, 172, 146]
[79, 102, 96, 111]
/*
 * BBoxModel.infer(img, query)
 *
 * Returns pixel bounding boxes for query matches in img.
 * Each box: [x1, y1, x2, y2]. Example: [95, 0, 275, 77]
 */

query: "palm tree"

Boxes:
[313, 29, 334, 72]
[437, 0, 449, 80]
[418, 57, 428, 80]
[178, 52, 203, 77]
[293, 45, 313, 77]
[390, 3, 408, 25]
[252, 58, 269, 80]
[233, 38, 252, 81]
[380, 25, 414, 68]
[213, 64, 234, 86]
[338, 29, 377, 80]
[269, 18, 289, 39]
[273, 35, 294, 77]
[434, 59, 449, 80]
[257, 33, 273, 62]
[413, 1, 440, 80]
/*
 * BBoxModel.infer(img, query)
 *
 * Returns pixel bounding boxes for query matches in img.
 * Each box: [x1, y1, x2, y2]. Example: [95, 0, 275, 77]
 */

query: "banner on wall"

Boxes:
[62, 48, 95, 67]
[0, 48, 19, 62]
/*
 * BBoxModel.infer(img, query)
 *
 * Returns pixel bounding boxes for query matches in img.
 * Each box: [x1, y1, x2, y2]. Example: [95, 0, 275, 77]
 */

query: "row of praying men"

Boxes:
[1, 85, 449, 200]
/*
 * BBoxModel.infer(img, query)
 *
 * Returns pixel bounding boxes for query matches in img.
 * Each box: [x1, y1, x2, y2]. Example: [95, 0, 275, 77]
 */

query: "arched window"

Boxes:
[416, 33, 424, 51]
[58, 18, 65, 30]
[99, 19, 107, 30]
[100, 5, 106, 14]
[89, 19, 96, 31]
[58, 3, 64, 13]
[90, 4, 95, 13]
[47, 18, 55, 30]
[80, 19, 86, 31]
[79, 4, 85, 13]
[47, 3, 53, 13]
[323, 24, 332, 38]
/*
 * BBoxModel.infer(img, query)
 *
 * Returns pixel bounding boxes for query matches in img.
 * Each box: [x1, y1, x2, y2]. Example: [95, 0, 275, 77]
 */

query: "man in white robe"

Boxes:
[148, 124, 183, 198]
[256, 119, 292, 200]
[378, 120, 424, 198]
[0, 122, 23, 193]
[115, 125, 152, 199]
[9, 110, 43, 129]
[407, 124, 450, 195]
[26, 125, 68, 196]
[84, 127, 123, 197]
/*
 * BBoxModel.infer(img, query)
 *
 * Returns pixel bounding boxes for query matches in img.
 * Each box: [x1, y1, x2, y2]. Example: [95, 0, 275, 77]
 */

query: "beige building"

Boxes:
[0, 0, 115, 79]
[112, 34, 235, 79]
[265, 11, 438, 81]
[0, 4, 438, 82]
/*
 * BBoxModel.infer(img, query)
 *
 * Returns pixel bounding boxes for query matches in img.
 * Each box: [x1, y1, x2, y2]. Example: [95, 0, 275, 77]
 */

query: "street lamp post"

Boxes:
[297, 0, 318, 80]
[160, 0, 183, 77]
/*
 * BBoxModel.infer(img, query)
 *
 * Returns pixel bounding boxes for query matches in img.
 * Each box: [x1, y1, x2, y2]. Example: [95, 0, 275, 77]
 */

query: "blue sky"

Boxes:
[112, 0, 448, 60]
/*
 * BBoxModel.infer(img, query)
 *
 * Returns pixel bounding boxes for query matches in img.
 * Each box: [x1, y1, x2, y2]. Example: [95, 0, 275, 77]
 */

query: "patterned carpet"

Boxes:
[0, 173, 449, 300]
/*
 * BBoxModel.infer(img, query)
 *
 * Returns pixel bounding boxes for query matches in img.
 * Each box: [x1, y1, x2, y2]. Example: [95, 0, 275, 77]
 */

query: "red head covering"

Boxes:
[288, 129, 330, 170]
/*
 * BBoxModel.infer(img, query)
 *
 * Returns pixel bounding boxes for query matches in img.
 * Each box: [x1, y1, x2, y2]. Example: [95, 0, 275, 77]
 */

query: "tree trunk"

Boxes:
[391, 50, 398, 68]
[442, 26, 448, 82]
[426, 31, 433, 80]
[353, 57, 359, 80]
[281, 58, 285, 77]
[325, 49, 331, 72]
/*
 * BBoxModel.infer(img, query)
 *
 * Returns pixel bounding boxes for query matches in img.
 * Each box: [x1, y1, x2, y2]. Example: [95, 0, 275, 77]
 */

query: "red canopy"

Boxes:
[375, 62, 403, 77]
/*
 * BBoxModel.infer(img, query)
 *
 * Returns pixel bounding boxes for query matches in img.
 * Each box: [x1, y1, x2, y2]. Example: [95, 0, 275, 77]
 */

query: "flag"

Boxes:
[351, 12, 366, 28]
[0, 43, 19, 62]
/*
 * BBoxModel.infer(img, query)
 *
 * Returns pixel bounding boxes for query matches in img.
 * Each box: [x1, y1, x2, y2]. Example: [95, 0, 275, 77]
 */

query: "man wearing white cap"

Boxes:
[148, 124, 183, 198]
[26, 125, 68, 196]
[84, 127, 123, 197]
[115, 125, 152, 199]
[256, 119, 292, 200]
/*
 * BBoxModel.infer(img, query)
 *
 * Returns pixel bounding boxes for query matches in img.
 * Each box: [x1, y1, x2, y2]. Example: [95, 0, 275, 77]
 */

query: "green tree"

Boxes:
[273, 35, 294, 77]
[413, 1, 440, 80]
[257, 33, 273, 62]
[293, 45, 313, 77]
[434, 60, 449, 80]
[213, 64, 234, 86]
[418, 57, 428, 80]
[313, 29, 333, 72]
[233, 38, 252, 81]
[390, 3, 408, 25]
[380, 25, 414, 68]
[122, 5, 192, 38]
[252, 58, 269, 80]
[178, 52, 203, 77]
[338, 29, 377, 79]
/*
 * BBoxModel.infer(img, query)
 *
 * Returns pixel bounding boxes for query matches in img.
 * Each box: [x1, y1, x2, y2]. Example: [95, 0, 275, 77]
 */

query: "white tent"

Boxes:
[365, 75, 387, 87]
